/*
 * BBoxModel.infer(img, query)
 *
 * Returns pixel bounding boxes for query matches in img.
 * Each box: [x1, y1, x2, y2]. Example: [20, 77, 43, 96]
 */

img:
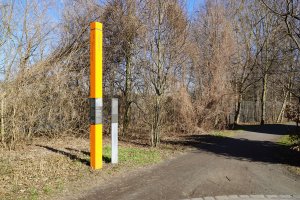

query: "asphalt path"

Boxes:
[77, 124, 300, 200]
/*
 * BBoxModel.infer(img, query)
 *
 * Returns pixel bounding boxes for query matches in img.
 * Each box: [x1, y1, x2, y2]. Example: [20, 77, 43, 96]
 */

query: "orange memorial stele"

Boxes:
[90, 22, 103, 170]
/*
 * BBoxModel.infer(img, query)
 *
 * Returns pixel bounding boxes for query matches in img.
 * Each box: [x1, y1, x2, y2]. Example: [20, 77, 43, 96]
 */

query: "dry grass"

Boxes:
[288, 166, 300, 176]
[0, 136, 179, 200]
[1, 137, 89, 200]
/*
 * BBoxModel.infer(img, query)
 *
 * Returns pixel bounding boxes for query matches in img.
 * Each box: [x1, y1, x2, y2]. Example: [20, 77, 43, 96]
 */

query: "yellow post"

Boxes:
[90, 22, 103, 170]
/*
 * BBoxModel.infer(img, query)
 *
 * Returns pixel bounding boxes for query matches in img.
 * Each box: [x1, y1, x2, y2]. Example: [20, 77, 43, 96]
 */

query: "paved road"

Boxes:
[77, 124, 300, 200]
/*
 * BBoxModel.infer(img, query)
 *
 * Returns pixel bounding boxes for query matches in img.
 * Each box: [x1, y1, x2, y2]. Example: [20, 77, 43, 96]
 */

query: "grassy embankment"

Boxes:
[0, 137, 179, 200]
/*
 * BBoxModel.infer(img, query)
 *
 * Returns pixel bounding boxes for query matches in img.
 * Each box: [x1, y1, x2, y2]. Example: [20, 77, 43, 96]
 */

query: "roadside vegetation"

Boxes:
[0, 0, 299, 149]
[212, 130, 236, 138]
[278, 134, 300, 175]
[0, 136, 180, 200]
[0, 0, 300, 199]
[278, 135, 300, 147]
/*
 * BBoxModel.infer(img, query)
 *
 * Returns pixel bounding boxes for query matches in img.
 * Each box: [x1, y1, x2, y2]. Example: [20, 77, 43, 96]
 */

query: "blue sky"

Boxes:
[47, 0, 206, 21]
[187, 0, 205, 17]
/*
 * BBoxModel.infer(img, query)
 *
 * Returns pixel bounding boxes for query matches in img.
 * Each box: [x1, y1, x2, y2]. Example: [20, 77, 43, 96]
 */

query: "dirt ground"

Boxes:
[74, 124, 300, 200]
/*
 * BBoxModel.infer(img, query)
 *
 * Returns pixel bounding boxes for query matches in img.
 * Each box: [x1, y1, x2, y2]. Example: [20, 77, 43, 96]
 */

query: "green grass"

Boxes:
[278, 135, 300, 175]
[277, 135, 298, 146]
[103, 145, 162, 167]
[29, 188, 38, 200]
[42, 185, 52, 195]
[212, 130, 236, 138]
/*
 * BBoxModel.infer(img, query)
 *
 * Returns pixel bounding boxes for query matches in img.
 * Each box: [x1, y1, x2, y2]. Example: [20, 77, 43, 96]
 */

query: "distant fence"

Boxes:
[238, 100, 284, 123]
[227, 100, 285, 124]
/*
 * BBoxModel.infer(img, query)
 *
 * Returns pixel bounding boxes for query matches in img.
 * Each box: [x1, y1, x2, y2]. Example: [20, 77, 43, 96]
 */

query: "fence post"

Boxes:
[111, 98, 118, 164]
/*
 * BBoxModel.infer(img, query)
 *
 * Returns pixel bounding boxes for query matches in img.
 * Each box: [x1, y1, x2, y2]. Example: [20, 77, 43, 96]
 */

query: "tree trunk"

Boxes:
[234, 93, 242, 124]
[151, 95, 161, 147]
[1, 98, 5, 145]
[254, 84, 258, 122]
[109, 64, 116, 136]
[276, 90, 289, 123]
[150, 0, 163, 147]
[260, 74, 268, 125]
[122, 55, 132, 137]
[277, 77, 292, 123]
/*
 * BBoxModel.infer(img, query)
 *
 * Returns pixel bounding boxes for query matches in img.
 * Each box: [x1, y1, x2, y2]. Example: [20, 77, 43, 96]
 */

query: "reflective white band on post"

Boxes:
[111, 98, 118, 164]
[90, 98, 103, 124]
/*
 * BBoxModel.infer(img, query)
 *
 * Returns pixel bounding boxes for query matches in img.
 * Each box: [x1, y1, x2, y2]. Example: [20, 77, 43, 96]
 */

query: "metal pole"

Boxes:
[111, 98, 118, 164]
[90, 22, 103, 170]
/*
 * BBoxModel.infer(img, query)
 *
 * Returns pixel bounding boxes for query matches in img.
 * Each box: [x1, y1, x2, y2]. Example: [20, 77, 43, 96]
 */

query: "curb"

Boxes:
[182, 194, 300, 200]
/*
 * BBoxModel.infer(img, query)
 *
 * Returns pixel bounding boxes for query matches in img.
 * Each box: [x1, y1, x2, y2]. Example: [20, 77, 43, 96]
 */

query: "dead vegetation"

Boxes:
[0, 0, 299, 148]
[0, 1, 300, 199]
[0, 136, 181, 200]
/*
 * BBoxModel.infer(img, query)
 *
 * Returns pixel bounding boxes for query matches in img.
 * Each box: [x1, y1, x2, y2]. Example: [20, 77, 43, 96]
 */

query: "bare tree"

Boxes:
[261, 0, 300, 50]
[103, 0, 140, 136]
[190, 1, 236, 128]
[138, 0, 188, 146]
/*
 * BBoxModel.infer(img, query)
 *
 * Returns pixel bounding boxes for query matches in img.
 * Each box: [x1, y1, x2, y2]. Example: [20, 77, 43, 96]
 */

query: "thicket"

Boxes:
[0, 0, 299, 148]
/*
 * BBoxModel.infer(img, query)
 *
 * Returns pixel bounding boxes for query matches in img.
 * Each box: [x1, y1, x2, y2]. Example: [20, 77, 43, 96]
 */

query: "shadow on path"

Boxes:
[164, 135, 300, 167]
[233, 123, 297, 135]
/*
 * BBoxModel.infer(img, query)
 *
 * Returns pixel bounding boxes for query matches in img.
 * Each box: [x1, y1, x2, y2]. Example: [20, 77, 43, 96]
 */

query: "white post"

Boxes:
[111, 98, 118, 164]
